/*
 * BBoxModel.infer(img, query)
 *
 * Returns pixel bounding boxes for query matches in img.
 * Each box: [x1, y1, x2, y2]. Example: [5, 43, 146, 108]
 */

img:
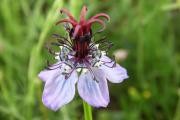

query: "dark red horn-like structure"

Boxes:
[56, 5, 110, 38]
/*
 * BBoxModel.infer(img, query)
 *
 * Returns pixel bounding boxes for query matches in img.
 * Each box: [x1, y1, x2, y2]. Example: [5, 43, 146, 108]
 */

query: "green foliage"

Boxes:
[0, 0, 179, 120]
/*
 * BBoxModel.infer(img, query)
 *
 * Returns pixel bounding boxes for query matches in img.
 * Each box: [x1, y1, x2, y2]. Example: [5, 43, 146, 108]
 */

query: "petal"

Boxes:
[38, 62, 62, 82]
[78, 68, 109, 108]
[42, 71, 78, 111]
[100, 56, 129, 83]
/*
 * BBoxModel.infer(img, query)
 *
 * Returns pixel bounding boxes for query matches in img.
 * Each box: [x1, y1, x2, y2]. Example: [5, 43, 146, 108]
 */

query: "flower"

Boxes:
[38, 6, 128, 111]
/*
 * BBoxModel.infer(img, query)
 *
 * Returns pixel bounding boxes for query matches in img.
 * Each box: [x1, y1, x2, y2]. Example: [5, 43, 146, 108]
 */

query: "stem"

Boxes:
[83, 100, 92, 120]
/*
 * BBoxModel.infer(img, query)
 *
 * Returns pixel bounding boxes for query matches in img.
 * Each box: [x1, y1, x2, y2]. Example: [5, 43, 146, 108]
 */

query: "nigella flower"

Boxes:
[38, 6, 128, 111]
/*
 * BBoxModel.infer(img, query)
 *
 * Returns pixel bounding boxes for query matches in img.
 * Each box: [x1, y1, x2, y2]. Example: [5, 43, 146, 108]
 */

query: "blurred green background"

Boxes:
[0, 0, 180, 120]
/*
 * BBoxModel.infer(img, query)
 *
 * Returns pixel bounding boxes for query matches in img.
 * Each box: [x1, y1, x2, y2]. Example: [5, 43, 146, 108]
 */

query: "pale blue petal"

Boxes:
[78, 68, 109, 107]
[42, 70, 78, 111]
[38, 62, 62, 82]
[100, 56, 128, 83]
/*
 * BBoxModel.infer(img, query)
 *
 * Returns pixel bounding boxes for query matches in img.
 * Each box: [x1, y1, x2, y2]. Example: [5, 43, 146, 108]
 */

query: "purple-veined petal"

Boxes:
[100, 56, 128, 83]
[77, 68, 109, 108]
[42, 70, 78, 111]
[38, 61, 62, 82]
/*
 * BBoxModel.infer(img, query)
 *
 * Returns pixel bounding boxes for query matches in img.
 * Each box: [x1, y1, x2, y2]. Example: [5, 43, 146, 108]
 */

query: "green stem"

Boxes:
[83, 100, 92, 120]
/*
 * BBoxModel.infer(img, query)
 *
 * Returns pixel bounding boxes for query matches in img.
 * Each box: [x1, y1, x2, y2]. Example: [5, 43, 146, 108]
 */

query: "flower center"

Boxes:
[71, 29, 92, 59]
